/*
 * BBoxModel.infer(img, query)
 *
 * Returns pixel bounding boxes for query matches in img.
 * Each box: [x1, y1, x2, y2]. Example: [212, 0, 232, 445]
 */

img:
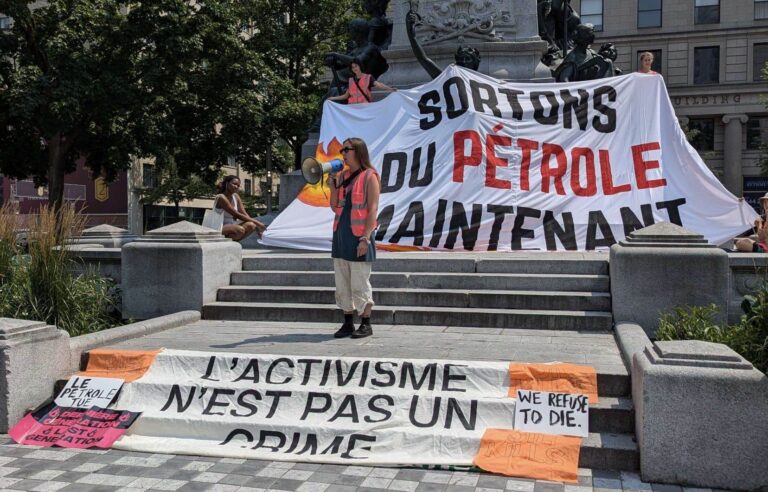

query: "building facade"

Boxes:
[572, 0, 768, 209]
[0, 163, 130, 228]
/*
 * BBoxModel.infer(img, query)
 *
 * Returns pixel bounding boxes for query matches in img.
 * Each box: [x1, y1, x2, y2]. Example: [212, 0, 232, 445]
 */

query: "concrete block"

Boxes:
[632, 340, 768, 490]
[69, 247, 122, 283]
[122, 221, 241, 319]
[727, 253, 768, 323]
[0, 318, 71, 432]
[614, 322, 653, 371]
[610, 223, 730, 338]
[72, 224, 138, 248]
[278, 170, 306, 212]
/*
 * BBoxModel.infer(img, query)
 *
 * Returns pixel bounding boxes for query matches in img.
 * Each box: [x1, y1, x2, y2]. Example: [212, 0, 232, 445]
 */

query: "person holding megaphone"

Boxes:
[328, 138, 381, 339]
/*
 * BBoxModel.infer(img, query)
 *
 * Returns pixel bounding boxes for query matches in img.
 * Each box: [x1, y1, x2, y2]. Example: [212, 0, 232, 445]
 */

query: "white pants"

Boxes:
[333, 259, 374, 313]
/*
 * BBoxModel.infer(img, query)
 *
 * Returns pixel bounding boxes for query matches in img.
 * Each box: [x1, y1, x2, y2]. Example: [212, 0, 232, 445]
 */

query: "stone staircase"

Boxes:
[205, 254, 613, 330]
[200, 251, 638, 471]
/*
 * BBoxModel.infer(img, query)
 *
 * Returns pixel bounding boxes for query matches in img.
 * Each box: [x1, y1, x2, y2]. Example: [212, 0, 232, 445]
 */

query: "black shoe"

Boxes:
[334, 322, 355, 338]
[351, 322, 373, 338]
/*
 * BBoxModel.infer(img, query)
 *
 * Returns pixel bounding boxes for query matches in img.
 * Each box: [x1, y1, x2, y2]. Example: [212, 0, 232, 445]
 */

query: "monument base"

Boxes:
[380, 40, 550, 87]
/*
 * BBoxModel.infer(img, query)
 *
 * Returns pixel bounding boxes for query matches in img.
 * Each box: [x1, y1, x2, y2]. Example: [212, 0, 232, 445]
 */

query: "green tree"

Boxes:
[137, 159, 214, 218]
[0, 0, 278, 210]
[240, 0, 363, 172]
[0, 0, 140, 211]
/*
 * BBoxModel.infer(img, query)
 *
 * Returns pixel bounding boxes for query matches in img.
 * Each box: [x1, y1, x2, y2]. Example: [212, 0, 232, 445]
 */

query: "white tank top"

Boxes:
[217, 194, 239, 225]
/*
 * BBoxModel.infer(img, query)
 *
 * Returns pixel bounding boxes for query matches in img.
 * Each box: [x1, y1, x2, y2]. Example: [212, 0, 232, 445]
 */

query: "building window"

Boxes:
[695, 0, 719, 24]
[688, 118, 715, 152]
[581, 0, 603, 32]
[757, 0, 768, 20]
[694, 46, 720, 84]
[638, 0, 662, 28]
[638, 49, 663, 74]
[244, 179, 252, 195]
[747, 117, 768, 150]
[0, 17, 10, 30]
[754, 43, 768, 81]
[142, 164, 157, 188]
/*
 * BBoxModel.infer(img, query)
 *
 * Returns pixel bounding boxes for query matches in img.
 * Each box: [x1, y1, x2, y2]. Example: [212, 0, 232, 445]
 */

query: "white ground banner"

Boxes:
[112, 349, 517, 464]
[262, 67, 757, 251]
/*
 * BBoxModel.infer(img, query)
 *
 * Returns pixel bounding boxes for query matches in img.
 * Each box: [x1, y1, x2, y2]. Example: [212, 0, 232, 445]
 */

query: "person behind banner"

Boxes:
[328, 138, 381, 338]
[735, 193, 768, 252]
[638, 51, 658, 75]
[328, 59, 396, 104]
[214, 175, 266, 241]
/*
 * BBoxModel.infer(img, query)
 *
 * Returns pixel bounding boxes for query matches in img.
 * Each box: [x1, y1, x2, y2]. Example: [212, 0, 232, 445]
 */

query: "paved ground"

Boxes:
[0, 436, 722, 492]
[105, 321, 626, 376]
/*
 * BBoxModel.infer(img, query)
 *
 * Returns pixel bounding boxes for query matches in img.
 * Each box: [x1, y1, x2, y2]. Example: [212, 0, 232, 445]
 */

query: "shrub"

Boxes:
[657, 296, 768, 374]
[656, 304, 725, 343]
[0, 204, 121, 336]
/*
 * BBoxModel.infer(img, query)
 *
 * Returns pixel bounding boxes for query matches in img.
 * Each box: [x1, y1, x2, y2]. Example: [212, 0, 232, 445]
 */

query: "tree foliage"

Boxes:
[0, 0, 281, 209]
[239, 0, 363, 171]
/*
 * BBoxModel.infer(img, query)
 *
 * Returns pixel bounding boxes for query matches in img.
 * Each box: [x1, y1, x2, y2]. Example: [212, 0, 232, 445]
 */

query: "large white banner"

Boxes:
[263, 67, 756, 251]
[113, 350, 515, 464]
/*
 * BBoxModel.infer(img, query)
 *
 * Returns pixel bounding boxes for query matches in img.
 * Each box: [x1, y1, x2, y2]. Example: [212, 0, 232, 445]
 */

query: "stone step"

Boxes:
[202, 301, 614, 331]
[581, 432, 639, 471]
[242, 255, 609, 275]
[230, 271, 610, 292]
[217, 286, 612, 311]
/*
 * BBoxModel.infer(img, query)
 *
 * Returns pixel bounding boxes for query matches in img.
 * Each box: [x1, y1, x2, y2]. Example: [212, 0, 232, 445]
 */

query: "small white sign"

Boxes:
[55, 376, 124, 409]
[514, 389, 589, 437]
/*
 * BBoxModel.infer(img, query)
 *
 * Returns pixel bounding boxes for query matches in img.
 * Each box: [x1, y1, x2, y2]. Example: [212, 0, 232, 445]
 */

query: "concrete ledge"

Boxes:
[728, 252, 768, 323]
[633, 339, 768, 489]
[67, 246, 122, 282]
[68, 311, 200, 372]
[0, 319, 71, 432]
[614, 322, 653, 370]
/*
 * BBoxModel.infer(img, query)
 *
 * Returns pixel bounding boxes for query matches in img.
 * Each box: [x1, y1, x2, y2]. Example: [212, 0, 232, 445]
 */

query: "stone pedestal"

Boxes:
[722, 114, 748, 197]
[73, 224, 139, 248]
[633, 340, 768, 490]
[279, 170, 307, 212]
[381, 0, 548, 86]
[610, 222, 730, 338]
[122, 221, 241, 319]
[0, 319, 70, 432]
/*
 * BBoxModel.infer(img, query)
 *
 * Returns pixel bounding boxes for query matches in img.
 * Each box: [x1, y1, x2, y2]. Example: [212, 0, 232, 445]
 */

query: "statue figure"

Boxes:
[537, 0, 581, 69]
[363, 0, 393, 50]
[406, 6, 481, 79]
[310, 16, 391, 131]
[324, 18, 389, 89]
[553, 24, 616, 82]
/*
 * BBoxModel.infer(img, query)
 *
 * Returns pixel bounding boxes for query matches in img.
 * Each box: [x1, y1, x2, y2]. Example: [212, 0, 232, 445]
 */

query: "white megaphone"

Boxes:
[301, 157, 344, 185]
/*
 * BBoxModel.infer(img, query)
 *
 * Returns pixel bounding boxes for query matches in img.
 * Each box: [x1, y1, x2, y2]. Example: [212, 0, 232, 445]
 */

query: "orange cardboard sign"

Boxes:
[473, 429, 581, 483]
[79, 349, 161, 382]
[508, 363, 598, 404]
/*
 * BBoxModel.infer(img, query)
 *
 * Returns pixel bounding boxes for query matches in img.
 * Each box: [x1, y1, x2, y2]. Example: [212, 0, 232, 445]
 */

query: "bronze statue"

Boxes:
[554, 24, 615, 82]
[405, 6, 481, 79]
[363, 0, 393, 49]
[538, 0, 581, 54]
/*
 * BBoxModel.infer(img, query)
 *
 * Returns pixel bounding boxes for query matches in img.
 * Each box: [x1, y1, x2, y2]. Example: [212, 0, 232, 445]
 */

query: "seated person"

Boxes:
[735, 218, 768, 252]
[215, 175, 266, 241]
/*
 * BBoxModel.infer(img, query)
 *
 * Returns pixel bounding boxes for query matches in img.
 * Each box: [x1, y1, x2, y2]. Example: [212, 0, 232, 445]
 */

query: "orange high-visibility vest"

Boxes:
[333, 168, 378, 236]
[348, 74, 372, 104]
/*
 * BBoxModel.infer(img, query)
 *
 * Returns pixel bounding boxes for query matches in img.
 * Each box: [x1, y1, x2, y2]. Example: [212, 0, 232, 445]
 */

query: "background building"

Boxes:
[571, 0, 768, 209]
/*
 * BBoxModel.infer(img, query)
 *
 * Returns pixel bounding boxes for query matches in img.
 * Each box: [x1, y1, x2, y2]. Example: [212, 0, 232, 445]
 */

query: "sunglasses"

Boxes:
[341, 147, 353, 154]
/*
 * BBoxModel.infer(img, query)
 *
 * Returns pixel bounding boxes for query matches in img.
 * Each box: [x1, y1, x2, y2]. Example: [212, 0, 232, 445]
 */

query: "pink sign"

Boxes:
[10, 403, 140, 448]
